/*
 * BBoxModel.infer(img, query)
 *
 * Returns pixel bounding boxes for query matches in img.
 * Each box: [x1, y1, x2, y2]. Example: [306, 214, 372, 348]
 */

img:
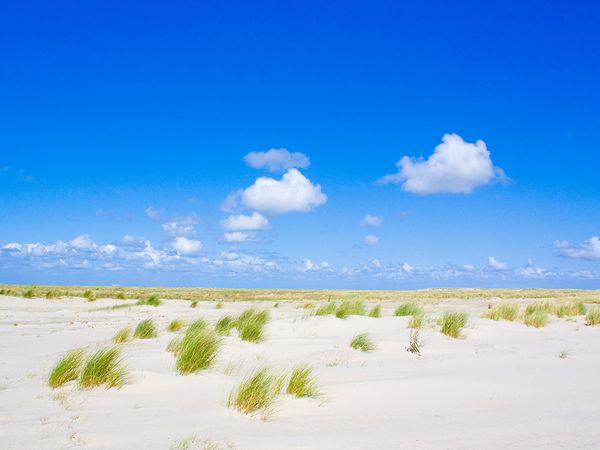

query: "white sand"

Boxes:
[1, 295, 599, 449]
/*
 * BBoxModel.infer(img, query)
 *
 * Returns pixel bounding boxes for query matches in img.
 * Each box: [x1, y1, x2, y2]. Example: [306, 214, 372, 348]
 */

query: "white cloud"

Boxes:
[221, 189, 244, 213]
[243, 148, 310, 172]
[222, 212, 269, 231]
[364, 234, 379, 246]
[145, 206, 164, 219]
[172, 237, 203, 256]
[70, 234, 96, 251]
[380, 133, 507, 195]
[298, 257, 331, 272]
[223, 232, 250, 242]
[241, 168, 327, 214]
[487, 256, 507, 270]
[555, 237, 600, 260]
[361, 214, 383, 226]
[162, 218, 197, 237]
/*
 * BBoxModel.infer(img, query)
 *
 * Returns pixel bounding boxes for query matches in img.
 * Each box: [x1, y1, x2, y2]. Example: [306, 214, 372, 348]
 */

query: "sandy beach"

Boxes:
[1, 294, 599, 449]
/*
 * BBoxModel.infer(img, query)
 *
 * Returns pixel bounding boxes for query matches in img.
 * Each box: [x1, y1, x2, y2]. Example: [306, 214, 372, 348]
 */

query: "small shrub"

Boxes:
[175, 328, 221, 375]
[166, 319, 186, 332]
[83, 290, 96, 302]
[394, 302, 422, 317]
[335, 300, 366, 319]
[215, 315, 236, 336]
[112, 327, 132, 344]
[236, 309, 269, 343]
[286, 365, 319, 398]
[134, 319, 158, 339]
[558, 348, 570, 359]
[350, 333, 375, 352]
[48, 349, 85, 388]
[79, 347, 127, 389]
[368, 305, 381, 318]
[227, 368, 282, 419]
[438, 311, 468, 338]
[190, 301, 198, 308]
[523, 310, 549, 328]
[585, 307, 600, 326]
[483, 303, 520, 321]
[554, 302, 586, 318]
[314, 302, 336, 316]
[406, 329, 422, 355]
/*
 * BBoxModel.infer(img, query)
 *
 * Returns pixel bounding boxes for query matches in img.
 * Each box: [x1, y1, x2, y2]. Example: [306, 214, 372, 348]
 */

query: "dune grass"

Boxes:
[187, 318, 209, 333]
[483, 303, 520, 321]
[45, 290, 60, 299]
[137, 294, 161, 307]
[350, 333, 375, 352]
[215, 315, 236, 336]
[554, 301, 586, 318]
[134, 319, 158, 339]
[314, 302, 336, 316]
[368, 304, 381, 318]
[83, 289, 96, 302]
[23, 289, 35, 298]
[302, 302, 315, 309]
[227, 368, 282, 419]
[438, 311, 468, 338]
[215, 301, 224, 309]
[167, 337, 182, 355]
[48, 349, 85, 388]
[394, 302, 423, 317]
[406, 329, 422, 355]
[408, 313, 425, 329]
[286, 365, 319, 398]
[236, 309, 269, 343]
[190, 300, 198, 308]
[524, 301, 554, 315]
[112, 327, 132, 344]
[79, 347, 127, 389]
[335, 300, 366, 319]
[166, 319, 186, 332]
[273, 302, 279, 308]
[585, 307, 600, 326]
[116, 292, 127, 300]
[523, 310, 550, 328]
[175, 328, 221, 375]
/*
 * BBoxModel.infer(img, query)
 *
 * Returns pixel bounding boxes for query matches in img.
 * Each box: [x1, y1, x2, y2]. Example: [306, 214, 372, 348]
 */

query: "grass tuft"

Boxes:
[394, 302, 423, 317]
[48, 349, 85, 388]
[406, 329, 422, 355]
[112, 327, 132, 344]
[215, 315, 236, 336]
[215, 301, 224, 309]
[23, 289, 35, 298]
[438, 311, 468, 338]
[166, 319, 186, 332]
[187, 318, 209, 333]
[190, 300, 198, 308]
[236, 309, 269, 343]
[408, 313, 425, 329]
[525, 301, 554, 315]
[523, 310, 550, 328]
[368, 304, 381, 318]
[554, 301, 586, 318]
[227, 368, 282, 419]
[83, 290, 96, 302]
[314, 302, 336, 316]
[483, 303, 520, 321]
[79, 347, 127, 389]
[286, 365, 319, 398]
[585, 307, 600, 326]
[350, 333, 375, 352]
[134, 319, 158, 339]
[335, 300, 366, 319]
[175, 327, 221, 375]
[137, 294, 161, 307]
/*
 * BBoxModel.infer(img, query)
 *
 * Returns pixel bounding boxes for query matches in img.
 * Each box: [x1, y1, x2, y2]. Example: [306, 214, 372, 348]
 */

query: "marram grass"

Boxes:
[394, 302, 423, 317]
[112, 327, 132, 344]
[523, 310, 550, 328]
[166, 319, 186, 332]
[483, 303, 520, 321]
[136, 294, 161, 307]
[585, 307, 600, 326]
[554, 301, 586, 318]
[438, 311, 468, 338]
[227, 368, 283, 419]
[78, 347, 128, 389]
[408, 313, 425, 329]
[215, 315, 236, 336]
[175, 328, 221, 375]
[134, 319, 158, 339]
[368, 304, 381, 318]
[314, 302, 336, 316]
[48, 348, 85, 388]
[236, 309, 269, 343]
[286, 365, 319, 398]
[335, 300, 366, 319]
[350, 333, 375, 352]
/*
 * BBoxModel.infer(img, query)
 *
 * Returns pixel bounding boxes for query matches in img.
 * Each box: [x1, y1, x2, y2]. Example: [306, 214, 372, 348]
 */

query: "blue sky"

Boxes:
[1, 1, 600, 288]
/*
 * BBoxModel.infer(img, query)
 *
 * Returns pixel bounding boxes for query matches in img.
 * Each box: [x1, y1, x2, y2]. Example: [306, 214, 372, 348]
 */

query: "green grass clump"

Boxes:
[236, 309, 269, 343]
[350, 333, 375, 352]
[335, 300, 366, 319]
[554, 302, 586, 318]
[190, 300, 198, 308]
[215, 315, 236, 336]
[368, 305, 381, 318]
[83, 290, 96, 302]
[45, 290, 59, 299]
[23, 289, 35, 299]
[116, 292, 126, 300]
[523, 310, 550, 328]
[585, 307, 600, 326]
[524, 301, 554, 315]
[137, 294, 161, 307]
[166, 319, 186, 332]
[79, 347, 127, 389]
[134, 319, 158, 339]
[48, 349, 85, 388]
[286, 365, 319, 398]
[302, 302, 315, 309]
[408, 313, 425, 329]
[483, 303, 520, 321]
[112, 327, 132, 344]
[215, 301, 224, 309]
[167, 337, 182, 355]
[314, 302, 336, 316]
[187, 318, 209, 334]
[438, 311, 468, 338]
[175, 328, 221, 375]
[273, 302, 279, 308]
[227, 368, 282, 419]
[394, 302, 423, 317]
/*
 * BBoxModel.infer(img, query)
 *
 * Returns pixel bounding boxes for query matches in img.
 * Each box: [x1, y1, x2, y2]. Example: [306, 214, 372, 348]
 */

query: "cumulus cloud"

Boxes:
[241, 169, 327, 214]
[380, 133, 507, 195]
[145, 206, 164, 219]
[162, 218, 198, 237]
[223, 231, 250, 242]
[298, 258, 331, 272]
[70, 234, 96, 251]
[364, 234, 379, 246]
[243, 148, 310, 172]
[555, 237, 600, 260]
[487, 256, 507, 270]
[222, 212, 269, 231]
[172, 237, 203, 256]
[361, 214, 382, 226]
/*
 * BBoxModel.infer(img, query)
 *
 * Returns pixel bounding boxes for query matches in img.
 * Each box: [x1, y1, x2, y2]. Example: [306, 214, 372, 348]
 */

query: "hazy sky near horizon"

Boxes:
[1, 1, 600, 288]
